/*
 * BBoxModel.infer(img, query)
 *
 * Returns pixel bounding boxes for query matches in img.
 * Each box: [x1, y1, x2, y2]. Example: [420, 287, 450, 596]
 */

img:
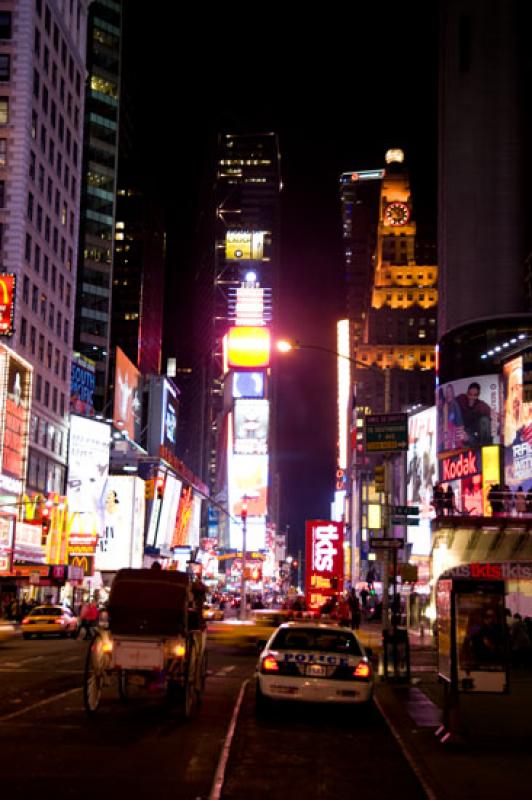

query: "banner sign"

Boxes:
[305, 520, 344, 612]
[0, 274, 15, 336]
[365, 413, 408, 452]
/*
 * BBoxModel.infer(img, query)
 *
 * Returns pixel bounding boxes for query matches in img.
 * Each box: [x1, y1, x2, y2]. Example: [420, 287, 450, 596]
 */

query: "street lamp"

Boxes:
[239, 493, 258, 622]
[276, 336, 395, 631]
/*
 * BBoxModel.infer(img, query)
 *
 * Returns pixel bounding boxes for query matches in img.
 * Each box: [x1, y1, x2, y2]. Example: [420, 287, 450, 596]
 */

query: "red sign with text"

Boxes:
[305, 520, 344, 613]
[0, 275, 15, 336]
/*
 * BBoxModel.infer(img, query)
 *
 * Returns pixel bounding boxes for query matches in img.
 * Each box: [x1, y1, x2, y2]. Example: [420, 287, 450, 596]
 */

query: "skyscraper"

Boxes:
[3, 0, 89, 496]
[74, 0, 122, 411]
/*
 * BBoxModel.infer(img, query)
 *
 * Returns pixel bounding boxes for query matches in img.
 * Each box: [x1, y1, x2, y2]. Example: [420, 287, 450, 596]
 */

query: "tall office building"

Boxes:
[2, 0, 89, 496]
[210, 132, 281, 550]
[74, 0, 122, 411]
[439, 0, 532, 336]
[111, 186, 165, 376]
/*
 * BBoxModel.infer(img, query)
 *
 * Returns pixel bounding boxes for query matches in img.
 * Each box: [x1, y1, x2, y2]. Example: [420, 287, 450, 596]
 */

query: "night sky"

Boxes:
[123, 5, 439, 555]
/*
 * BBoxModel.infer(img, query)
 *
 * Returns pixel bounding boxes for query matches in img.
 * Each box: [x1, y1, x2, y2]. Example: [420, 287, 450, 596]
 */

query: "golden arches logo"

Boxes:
[71, 555, 89, 573]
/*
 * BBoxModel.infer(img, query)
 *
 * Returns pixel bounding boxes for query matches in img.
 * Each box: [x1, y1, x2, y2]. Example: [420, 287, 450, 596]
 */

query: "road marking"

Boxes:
[0, 655, 45, 668]
[0, 687, 81, 722]
[216, 665, 236, 675]
[209, 678, 249, 800]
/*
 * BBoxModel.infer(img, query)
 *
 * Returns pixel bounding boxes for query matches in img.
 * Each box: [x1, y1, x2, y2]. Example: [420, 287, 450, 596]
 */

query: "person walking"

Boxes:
[348, 589, 361, 629]
[515, 486, 527, 517]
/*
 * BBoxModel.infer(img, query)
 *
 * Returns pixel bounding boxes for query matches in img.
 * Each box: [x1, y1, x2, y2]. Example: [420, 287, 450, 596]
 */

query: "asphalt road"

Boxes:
[0, 626, 427, 799]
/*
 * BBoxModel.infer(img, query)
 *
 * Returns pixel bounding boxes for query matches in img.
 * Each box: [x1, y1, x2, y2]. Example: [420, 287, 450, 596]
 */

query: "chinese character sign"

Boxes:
[305, 520, 344, 613]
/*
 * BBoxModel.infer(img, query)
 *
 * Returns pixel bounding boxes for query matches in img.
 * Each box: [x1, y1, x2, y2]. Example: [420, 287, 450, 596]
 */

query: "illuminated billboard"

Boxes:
[173, 484, 194, 547]
[156, 473, 182, 551]
[113, 347, 142, 441]
[407, 407, 437, 520]
[503, 355, 532, 493]
[227, 326, 271, 370]
[436, 374, 501, 455]
[94, 476, 145, 572]
[232, 371, 264, 399]
[0, 514, 14, 574]
[70, 352, 96, 416]
[228, 454, 268, 518]
[66, 416, 111, 535]
[0, 346, 32, 489]
[229, 514, 266, 551]
[0, 274, 15, 336]
[305, 520, 344, 613]
[232, 286, 268, 326]
[233, 399, 269, 455]
[147, 377, 179, 455]
[225, 230, 265, 262]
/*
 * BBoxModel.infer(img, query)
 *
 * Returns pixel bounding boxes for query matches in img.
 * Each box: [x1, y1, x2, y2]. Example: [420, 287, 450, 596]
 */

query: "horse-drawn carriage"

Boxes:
[83, 568, 207, 717]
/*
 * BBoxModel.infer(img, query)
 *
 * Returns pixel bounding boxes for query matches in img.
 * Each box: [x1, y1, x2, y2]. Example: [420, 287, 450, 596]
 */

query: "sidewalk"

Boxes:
[358, 623, 532, 799]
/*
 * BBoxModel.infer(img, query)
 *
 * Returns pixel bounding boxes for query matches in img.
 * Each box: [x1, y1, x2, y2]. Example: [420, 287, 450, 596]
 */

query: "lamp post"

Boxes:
[239, 493, 258, 622]
[276, 338, 393, 632]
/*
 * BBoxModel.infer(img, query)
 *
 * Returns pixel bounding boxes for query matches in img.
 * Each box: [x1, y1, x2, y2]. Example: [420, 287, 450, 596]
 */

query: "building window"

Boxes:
[64, 318, 69, 344]
[38, 164, 44, 192]
[0, 138, 6, 167]
[30, 326, 36, 355]
[56, 310, 61, 337]
[0, 96, 8, 124]
[61, 355, 66, 381]
[44, 45, 49, 74]
[22, 276, 29, 303]
[32, 286, 38, 312]
[44, 380, 50, 407]
[33, 68, 40, 99]
[40, 295, 47, 321]
[27, 192, 34, 220]
[34, 244, 41, 273]
[0, 11, 12, 39]
[25, 233, 32, 261]
[43, 255, 49, 282]
[47, 177, 52, 203]
[48, 302, 54, 329]
[36, 374, 42, 401]
[51, 265, 56, 290]
[20, 317, 27, 346]
[47, 341, 52, 368]
[54, 348, 59, 375]
[66, 283, 71, 307]
[41, 84, 48, 113]
[0, 179, 5, 207]
[40, 124, 46, 153]
[29, 149, 35, 178]
[52, 386, 58, 412]
[38, 334, 44, 362]
[36, 205, 43, 233]
[59, 274, 64, 301]
[60, 393, 65, 417]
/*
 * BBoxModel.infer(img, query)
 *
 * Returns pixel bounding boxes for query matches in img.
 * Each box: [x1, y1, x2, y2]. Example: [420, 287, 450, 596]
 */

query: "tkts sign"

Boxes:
[305, 520, 344, 613]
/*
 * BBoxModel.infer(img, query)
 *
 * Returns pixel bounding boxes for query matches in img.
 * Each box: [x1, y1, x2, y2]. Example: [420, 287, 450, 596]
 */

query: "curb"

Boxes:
[374, 681, 448, 800]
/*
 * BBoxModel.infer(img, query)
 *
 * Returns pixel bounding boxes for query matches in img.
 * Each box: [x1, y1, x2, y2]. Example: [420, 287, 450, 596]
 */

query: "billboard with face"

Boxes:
[233, 399, 269, 455]
[0, 348, 32, 486]
[95, 476, 145, 571]
[503, 355, 532, 493]
[67, 416, 110, 534]
[407, 407, 437, 518]
[232, 371, 264, 399]
[113, 347, 142, 441]
[436, 375, 501, 455]
[147, 377, 179, 456]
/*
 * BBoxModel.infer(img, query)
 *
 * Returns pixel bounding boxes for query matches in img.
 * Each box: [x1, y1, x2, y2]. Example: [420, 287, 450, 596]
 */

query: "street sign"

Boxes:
[391, 505, 419, 516]
[369, 537, 404, 550]
[392, 517, 420, 526]
[365, 413, 408, 453]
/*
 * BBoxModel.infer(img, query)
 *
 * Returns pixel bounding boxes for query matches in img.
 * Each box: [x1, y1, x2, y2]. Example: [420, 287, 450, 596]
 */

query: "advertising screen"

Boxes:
[233, 286, 267, 326]
[232, 371, 264, 399]
[70, 352, 96, 416]
[173, 484, 194, 547]
[305, 520, 344, 613]
[94, 476, 145, 572]
[156, 473, 182, 551]
[229, 514, 266, 551]
[228, 454, 268, 518]
[0, 348, 32, 485]
[436, 374, 501, 455]
[113, 347, 142, 441]
[503, 356, 532, 493]
[455, 582, 507, 693]
[227, 326, 271, 370]
[233, 399, 269, 455]
[66, 416, 110, 534]
[0, 513, 13, 574]
[407, 407, 437, 519]
[225, 230, 265, 262]
[436, 579, 452, 683]
[0, 274, 15, 336]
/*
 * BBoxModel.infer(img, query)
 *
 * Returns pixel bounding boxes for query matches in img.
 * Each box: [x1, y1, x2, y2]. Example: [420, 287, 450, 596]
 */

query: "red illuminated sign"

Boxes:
[227, 326, 270, 369]
[441, 449, 480, 482]
[0, 275, 15, 336]
[305, 520, 344, 612]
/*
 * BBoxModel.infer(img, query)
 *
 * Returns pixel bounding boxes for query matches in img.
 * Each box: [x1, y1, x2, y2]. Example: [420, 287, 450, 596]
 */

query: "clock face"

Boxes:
[384, 202, 410, 226]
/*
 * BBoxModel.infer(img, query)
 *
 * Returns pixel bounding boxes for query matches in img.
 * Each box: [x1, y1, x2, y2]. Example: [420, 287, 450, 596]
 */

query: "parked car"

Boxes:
[203, 603, 225, 621]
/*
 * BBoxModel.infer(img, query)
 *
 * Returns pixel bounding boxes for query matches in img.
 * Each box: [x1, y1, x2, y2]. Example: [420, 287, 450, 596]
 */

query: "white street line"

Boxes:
[216, 665, 236, 675]
[209, 678, 249, 800]
[0, 687, 81, 722]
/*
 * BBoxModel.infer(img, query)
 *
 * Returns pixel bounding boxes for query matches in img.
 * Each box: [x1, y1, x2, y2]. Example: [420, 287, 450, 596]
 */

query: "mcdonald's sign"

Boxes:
[0, 275, 15, 336]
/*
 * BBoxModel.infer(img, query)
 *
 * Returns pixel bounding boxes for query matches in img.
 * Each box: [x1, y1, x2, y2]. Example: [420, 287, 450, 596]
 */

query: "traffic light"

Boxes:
[240, 499, 248, 521]
[144, 478, 154, 501]
[155, 476, 165, 500]
[41, 506, 51, 545]
[374, 465, 385, 492]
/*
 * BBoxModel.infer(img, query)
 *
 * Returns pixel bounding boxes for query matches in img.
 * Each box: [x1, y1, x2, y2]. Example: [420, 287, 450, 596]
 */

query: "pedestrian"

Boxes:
[503, 485, 514, 515]
[360, 586, 369, 610]
[515, 486, 527, 517]
[526, 488, 532, 517]
[444, 485, 455, 515]
[348, 588, 361, 629]
[510, 613, 532, 667]
[432, 483, 445, 516]
[488, 484, 505, 517]
[333, 596, 351, 627]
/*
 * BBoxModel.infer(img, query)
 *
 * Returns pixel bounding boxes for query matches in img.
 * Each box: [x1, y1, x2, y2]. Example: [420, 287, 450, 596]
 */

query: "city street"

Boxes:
[0, 624, 425, 799]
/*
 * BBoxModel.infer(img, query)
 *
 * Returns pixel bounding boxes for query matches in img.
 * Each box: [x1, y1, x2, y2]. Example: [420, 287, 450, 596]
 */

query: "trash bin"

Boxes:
[382, 627, 410, 682]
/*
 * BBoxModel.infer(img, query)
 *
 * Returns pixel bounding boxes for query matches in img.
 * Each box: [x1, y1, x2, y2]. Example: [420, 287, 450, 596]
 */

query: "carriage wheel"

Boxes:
[182, 639, 199, 718]
[117, 670, 129, 703]
[83, 635, 110, 715]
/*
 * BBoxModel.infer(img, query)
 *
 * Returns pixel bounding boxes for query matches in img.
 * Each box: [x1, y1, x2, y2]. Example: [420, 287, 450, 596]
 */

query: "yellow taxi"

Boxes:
[21, 605, 79, 639]
[0, 620, 16, 641]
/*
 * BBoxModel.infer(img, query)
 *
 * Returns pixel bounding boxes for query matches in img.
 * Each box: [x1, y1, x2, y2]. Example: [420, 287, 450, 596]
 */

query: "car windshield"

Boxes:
[29, 607, 63, 617]
[271, 627, 362, 655]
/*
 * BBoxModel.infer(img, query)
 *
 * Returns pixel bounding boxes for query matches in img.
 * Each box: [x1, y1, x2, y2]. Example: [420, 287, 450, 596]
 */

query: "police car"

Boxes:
[256, 621, 374, 710]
